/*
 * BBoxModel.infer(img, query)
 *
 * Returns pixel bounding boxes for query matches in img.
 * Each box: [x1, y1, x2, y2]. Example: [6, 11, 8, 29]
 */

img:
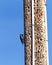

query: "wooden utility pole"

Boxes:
[24, 0, 49, 65]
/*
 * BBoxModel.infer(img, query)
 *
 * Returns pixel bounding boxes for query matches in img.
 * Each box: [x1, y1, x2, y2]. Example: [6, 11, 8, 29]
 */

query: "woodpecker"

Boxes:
[20, 34, 24, 44]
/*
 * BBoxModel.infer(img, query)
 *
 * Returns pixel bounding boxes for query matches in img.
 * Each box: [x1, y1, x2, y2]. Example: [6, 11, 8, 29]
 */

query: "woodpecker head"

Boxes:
[20, 34, 24, 44]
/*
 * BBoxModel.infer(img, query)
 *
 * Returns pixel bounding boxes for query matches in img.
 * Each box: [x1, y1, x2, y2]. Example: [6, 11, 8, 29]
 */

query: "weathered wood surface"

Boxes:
[24, 0, 32, 65]
[24, 0, 48, 65]
[34, 0, 48, 65]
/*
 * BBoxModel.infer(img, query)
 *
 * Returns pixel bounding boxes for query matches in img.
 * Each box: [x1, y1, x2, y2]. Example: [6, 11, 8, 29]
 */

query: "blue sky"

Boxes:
[0, 0, 24, 65]
[0, 0, 51, 65]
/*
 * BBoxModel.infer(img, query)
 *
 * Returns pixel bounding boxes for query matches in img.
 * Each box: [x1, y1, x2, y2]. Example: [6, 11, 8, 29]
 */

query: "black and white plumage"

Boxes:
[20, 34, 24, 44]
